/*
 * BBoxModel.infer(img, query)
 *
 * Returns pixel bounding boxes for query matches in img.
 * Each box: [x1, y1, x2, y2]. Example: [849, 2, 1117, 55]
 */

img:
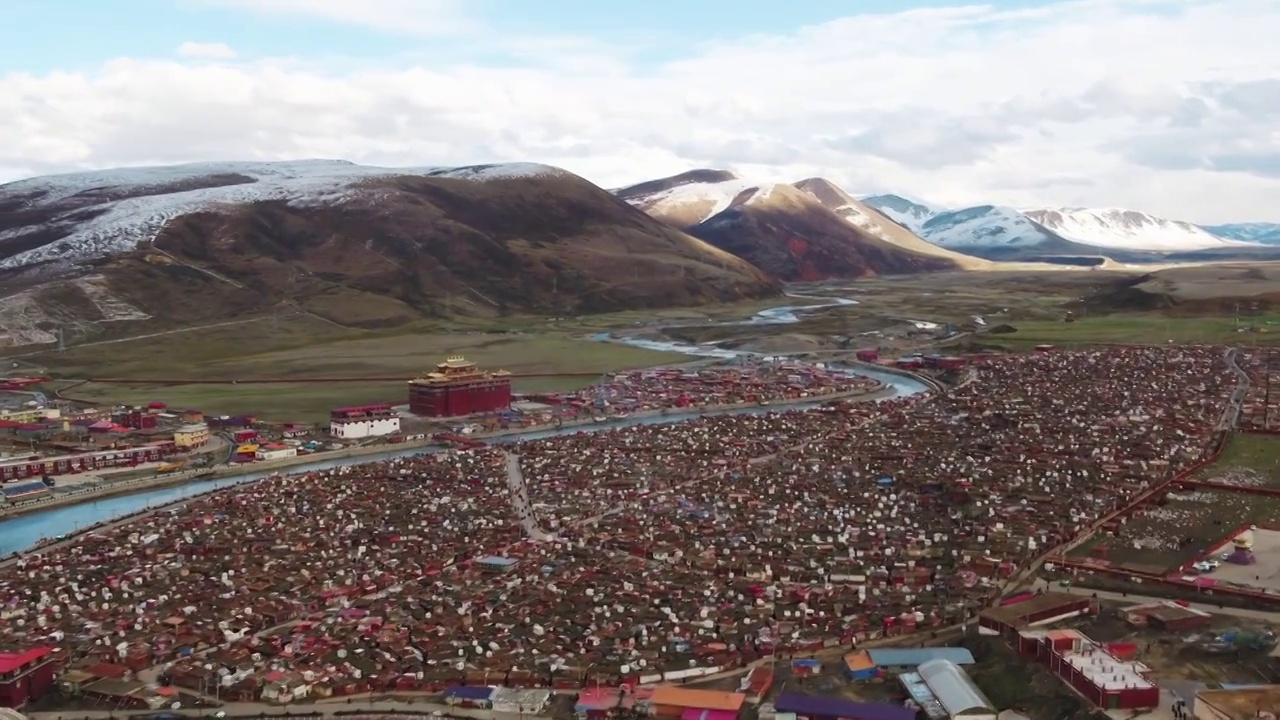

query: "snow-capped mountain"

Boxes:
[0, 159, 782, 347]
[1022, 208, 1245, 252]
[919, 206, 1061, 249]
[613, 169, 789, 228]
[860, 194, 940, 232]
[862, 192, 1272, 260]
[792, 179, 986, 268]
[1203, 222, 1280, 245]
[0, 160, 567, 270]
[615, 170, 963, 280]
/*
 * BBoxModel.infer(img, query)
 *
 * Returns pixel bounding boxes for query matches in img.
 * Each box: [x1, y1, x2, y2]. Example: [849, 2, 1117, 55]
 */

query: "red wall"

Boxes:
[0, 660, 56, 708]
[410, 380, 511, 418]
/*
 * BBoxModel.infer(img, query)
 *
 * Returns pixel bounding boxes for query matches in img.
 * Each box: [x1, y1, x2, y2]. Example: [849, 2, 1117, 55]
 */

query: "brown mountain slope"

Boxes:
[613, 169, 745, 228]
[792, 178, 990, 269]
[688, 184, 958, 281]
[616, 170, 961, 281]
[0, 162, 779, 345]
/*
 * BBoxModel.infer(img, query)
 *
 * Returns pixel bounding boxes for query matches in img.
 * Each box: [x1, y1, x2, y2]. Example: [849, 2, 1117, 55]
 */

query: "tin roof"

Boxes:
[0, 647, 52, 673]
[650, 687, 746, 712]
[443, 685, 495, 700]
[868, 647, 975, 667]
[774, 692, 915, 720]
[682, 710, 739, 720]
[917, 659, 996, 717]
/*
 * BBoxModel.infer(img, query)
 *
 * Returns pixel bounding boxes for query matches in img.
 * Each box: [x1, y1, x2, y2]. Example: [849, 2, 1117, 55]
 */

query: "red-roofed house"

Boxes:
[0, 647, 57, 707]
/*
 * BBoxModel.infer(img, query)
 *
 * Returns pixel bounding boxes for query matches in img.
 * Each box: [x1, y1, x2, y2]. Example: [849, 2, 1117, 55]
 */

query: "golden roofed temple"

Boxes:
[408, 356, 512, 417]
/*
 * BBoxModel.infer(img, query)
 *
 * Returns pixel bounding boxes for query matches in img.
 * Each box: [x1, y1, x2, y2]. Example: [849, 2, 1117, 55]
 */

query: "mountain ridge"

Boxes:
[0, 160, 782, 347]
[614, 171, 965, 280]
[1204, 222, 1280, 245]
[859, 194, 1276, 262]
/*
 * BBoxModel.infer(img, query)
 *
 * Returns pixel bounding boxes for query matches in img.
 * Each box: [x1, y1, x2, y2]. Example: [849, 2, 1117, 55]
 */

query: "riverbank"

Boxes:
[0, 382, 894, 522]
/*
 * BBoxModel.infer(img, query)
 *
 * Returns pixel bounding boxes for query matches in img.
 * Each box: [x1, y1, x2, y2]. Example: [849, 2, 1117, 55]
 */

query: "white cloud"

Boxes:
[3, 0, 1279, 223]
[176, 42, 238, 60]
[198, 0, 478, 36]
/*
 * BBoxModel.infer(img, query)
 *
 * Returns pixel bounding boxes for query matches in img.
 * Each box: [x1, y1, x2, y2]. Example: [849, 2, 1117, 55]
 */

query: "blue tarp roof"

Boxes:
[1, 481, 49, 498]
[443, 685, 495, 700]
[868, 648, 974, 667]
[476, 556, 519, 566]
[774, 693, 914, 720]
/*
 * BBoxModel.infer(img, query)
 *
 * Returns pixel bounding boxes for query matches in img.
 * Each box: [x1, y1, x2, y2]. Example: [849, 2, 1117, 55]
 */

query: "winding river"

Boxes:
[0, 294, 927, 554]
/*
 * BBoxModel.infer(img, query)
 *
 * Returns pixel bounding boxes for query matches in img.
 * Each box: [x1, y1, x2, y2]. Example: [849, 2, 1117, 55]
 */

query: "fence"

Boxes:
[1041, 431, 1280, 606]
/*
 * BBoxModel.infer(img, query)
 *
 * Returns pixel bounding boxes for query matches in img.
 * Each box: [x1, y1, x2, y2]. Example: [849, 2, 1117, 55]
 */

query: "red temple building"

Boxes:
[409, 356, 511, 418]
[0, 647, 56, 708]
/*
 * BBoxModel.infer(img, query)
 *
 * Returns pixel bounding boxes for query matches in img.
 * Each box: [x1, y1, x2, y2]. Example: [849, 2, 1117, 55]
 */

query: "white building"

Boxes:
[329, 404, 401, 439]
[255, 444, 298, 461]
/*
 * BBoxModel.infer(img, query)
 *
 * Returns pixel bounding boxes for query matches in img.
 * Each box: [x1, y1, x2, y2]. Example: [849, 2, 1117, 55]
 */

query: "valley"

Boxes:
[4, 159, 1280, 356]
[8, 2, 1280, 716]
[13, 265, 1280, 423]
[6, 183, 1280, 720]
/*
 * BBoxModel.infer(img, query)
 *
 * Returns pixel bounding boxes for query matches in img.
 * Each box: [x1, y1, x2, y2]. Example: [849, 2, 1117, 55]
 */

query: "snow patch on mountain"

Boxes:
[861, 194, 941, 232]
[627, 175, 756, 225]
[1021, 208, 1245, 252]
[74, 275, 152, 322]
[0, 160, 568, 270]
[919, 206, 1055, 248]
[1203, 222, 1280, 245]
[835, 204, 891, 236]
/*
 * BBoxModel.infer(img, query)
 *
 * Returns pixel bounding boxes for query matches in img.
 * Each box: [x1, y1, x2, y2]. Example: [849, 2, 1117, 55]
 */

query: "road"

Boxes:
[502, 451, 554, 541]
[1046, 581, 1280, 622]
[1222, 346, 1250, 430]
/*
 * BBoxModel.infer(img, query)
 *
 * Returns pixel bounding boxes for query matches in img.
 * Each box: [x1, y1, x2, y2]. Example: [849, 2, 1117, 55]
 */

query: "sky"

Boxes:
[1, 0, 1278, 223]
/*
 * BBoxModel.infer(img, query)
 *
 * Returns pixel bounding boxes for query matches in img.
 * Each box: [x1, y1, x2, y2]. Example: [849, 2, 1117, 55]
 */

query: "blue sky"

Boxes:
[1, 0, 1050, 72]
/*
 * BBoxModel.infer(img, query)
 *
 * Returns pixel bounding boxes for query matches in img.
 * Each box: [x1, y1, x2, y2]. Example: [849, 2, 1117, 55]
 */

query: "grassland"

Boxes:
[29, 314, 686, 380]
[57, 376, 596, 422]
[19, 266, 1280, 421]
[976, 313, 1280, 348]
[20, 312, 695, 421]
[1200, 433, 1280, 487]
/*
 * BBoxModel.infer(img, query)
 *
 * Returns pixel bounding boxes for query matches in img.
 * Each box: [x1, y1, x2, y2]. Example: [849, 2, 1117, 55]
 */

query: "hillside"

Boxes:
[686, 184, 958, 281]
[1204, 223, 1280, 245]
[616, 171, 960, 281]
[859, 193, 1274, 264]
[792, 179, 988, 269]
[1080, 264, 1280, 315]
[860, 194, 938, 232]
[0, 161, 779, 347]
[1021, 208, 1243, 252]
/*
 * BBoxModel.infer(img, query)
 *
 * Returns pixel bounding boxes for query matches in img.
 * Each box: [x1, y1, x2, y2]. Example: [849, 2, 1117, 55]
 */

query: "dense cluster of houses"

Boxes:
[0, 346, 1240, 707]
[548, 360, 882, 414]
[1235, 347, 1280, 432]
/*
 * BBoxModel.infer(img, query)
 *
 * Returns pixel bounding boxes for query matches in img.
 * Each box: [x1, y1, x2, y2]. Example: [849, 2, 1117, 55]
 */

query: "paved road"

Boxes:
[1046, 581, 1280, 622]
[502, 451, 553, 541]
[1222, 346, 1249, 430]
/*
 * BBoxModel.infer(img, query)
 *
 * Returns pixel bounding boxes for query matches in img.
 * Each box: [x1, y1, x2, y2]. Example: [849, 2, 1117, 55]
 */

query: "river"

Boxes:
[0, 294, 926, 555]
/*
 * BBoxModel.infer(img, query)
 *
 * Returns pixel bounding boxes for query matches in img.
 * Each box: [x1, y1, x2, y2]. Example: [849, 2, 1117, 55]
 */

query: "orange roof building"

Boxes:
[650, 687, 746, 718]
